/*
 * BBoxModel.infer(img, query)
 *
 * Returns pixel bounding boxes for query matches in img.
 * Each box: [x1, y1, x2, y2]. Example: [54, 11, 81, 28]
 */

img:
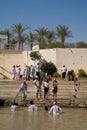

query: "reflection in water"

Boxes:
[0, 107, 87, 130]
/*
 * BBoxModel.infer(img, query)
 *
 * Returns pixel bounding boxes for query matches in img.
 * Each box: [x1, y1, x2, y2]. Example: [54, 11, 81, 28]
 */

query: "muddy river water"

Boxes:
[0, 107, 87, 130]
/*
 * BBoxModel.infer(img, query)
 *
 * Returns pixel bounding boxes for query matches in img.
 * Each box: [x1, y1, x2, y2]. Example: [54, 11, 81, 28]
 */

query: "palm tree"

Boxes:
[35, 27, 47, 43]
[11, 23, 29, 50]
[28, 32, 35, 51]
[21, 34, 27, 50]
[46, 30, 55, 44]
[56, 25, 72, 48]
[10, 38, 17, 49]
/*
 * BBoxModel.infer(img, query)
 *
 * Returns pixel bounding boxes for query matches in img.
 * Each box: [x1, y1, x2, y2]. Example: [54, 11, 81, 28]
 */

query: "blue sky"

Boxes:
[0, 0, 87, 43]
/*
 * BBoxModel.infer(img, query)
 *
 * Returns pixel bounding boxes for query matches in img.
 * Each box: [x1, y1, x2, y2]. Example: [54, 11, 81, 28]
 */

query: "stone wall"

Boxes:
[0, 48, 87, 79]
[0, 53, 25, 79]
[56, 48, 87, 73]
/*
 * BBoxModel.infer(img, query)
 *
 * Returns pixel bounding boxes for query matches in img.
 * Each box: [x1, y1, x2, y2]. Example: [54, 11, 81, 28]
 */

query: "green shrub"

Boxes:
[78, 69, 87, 77]
[41, 61, 57, 76]
[40, 71, 44, 77]
[53, 72, 61, 78]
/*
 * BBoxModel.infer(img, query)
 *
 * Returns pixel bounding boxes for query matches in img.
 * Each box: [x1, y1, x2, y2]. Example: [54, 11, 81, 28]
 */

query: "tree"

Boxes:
[11, 23, 29, 50]
[21, 34, 27, 50]
[28, 32, 35, 51]
[76, 41, 87, 48]
[10, 38, 17, 49]
[46, 30, 55, 45]
[41, 61, 57, 76]
[30, 51, 42, 64]
[35, 27, 47, 49]
[56, 25, 72, 48]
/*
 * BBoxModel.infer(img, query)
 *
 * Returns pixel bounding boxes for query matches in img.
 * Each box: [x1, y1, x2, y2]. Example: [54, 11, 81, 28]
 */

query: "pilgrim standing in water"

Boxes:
[28, 100, 38, 111]
[49, 101, 62, 116]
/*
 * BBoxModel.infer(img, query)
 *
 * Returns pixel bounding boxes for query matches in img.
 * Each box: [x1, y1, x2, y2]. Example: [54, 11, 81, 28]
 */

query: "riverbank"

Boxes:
[0, 78, 87, 108]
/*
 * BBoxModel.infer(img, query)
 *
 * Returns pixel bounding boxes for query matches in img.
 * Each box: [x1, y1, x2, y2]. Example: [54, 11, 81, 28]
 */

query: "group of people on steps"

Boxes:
[20, 77, 58, 102]
[11, 64, 80, 116]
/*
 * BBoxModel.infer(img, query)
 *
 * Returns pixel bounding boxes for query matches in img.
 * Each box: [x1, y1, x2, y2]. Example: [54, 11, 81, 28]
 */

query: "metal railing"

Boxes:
[13, 88, 22, 103]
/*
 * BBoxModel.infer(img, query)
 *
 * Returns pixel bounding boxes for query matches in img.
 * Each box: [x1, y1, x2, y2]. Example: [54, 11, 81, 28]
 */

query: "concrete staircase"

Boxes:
[0, 80, 21, 99]
[0, 50, 24, 80]
[0, 79, 87, 107]
[0, 66, 12, 79]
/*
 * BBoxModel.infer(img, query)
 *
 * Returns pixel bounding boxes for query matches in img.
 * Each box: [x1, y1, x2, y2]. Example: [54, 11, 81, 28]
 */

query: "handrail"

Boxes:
[13, 88, 22, 103]
[0, 66, 12, 79]
[0, 66, 11, 75]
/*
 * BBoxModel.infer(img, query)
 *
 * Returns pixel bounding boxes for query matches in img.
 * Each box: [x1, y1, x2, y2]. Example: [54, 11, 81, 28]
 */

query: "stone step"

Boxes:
[0, 79, 75, 83]
[0, 80, 87, 102]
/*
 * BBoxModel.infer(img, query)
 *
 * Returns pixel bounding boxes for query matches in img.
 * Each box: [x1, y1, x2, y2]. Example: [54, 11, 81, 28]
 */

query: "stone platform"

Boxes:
[0, 79, 87, 108]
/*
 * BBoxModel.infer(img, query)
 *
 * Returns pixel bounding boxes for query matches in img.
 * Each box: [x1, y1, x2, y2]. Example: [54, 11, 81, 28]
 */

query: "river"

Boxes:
[0, 107, 87, 130]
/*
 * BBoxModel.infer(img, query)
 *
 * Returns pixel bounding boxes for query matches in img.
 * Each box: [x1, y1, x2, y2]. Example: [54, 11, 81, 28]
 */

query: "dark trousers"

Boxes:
[44, 87, 49, 99]
[36, 72, 40, 79]
[62, 72, 66, 79]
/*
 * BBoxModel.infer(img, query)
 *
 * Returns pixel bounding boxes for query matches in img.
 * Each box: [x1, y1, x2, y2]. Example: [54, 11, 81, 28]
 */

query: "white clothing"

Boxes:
[28, 105, 38, 111]
[23, 66, 29, 78]
[49, 105, 62, 115]
[12, 67, 16, 74]
[33, 79, 41, 93]
[15, 66, 21, 79]
[20, 82, 27, 98]
[30, 66, 35, 78]
[24, 67, 29, 74]
[43, 81, 49, 88]
[12, 67, 16, 79]
[11, 105, 18, 110]
[61, 67, 67, 73]
[35, 64, 40, 72]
